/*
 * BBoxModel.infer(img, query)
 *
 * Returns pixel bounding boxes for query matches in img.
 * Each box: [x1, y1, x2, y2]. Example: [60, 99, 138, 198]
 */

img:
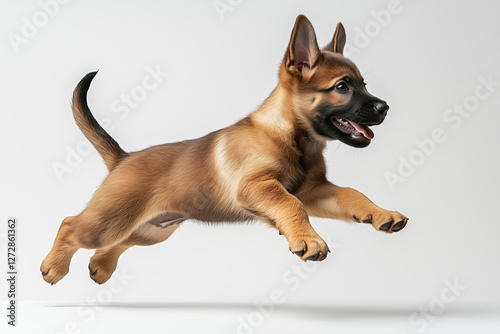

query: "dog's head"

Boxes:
[279, 15, 389, 148]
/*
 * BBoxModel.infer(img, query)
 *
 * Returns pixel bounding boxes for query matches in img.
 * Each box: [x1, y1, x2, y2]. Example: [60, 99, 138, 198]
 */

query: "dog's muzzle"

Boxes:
[330, 100, 389, 140]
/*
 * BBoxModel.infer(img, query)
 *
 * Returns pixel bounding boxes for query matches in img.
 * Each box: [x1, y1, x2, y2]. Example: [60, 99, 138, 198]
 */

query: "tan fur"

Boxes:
[41, 15, 408, 285]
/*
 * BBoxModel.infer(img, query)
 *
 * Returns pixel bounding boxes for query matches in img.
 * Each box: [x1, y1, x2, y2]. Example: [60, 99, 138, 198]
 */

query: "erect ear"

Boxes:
[285, 15, 321, 76]
[323, 22, 346, 55]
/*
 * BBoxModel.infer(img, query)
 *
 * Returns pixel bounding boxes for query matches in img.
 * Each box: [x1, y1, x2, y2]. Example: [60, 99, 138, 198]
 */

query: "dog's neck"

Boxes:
[250, 84, 294, 133]
[250, 83, 327, 151]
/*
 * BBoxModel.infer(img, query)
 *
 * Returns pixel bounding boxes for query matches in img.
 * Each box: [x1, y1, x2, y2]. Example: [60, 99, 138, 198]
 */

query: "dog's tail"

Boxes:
[72, 71, 127, 171]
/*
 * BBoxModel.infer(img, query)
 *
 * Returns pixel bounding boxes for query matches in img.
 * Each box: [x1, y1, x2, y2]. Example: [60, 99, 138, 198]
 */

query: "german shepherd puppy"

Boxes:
[41, 15, 408, 285]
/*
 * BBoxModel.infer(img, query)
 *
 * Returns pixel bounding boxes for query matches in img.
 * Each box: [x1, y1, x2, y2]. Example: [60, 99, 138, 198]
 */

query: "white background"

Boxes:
[1, 0, 499, 333]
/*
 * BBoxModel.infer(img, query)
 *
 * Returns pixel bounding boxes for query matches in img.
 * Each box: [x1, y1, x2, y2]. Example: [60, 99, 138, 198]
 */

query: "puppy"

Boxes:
[41, 15, 408, 285]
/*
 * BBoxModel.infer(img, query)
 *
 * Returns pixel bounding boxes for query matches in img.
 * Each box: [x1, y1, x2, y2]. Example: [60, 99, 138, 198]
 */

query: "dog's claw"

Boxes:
[294, 247, 307, 257]
[380, 222, 392, 231]
[365, 210, 408, 233]
[391, 217, 408, 232]
[391, 221, 404, 232]
[306, 251, 323, 262]
[88, 264, 98, 276]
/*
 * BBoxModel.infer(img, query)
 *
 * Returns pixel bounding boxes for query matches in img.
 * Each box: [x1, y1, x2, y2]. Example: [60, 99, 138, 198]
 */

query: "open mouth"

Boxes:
[331, 118, 374, 140]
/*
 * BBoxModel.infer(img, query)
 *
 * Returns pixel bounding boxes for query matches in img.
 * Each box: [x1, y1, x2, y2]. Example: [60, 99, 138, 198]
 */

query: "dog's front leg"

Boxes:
[237, 174, 329, 261]
[297, 182, 408, 233]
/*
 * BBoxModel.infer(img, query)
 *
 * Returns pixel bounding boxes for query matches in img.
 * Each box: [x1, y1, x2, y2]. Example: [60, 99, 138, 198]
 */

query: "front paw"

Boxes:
[288, 235, 330, 262]
[355, 210, 409, 233]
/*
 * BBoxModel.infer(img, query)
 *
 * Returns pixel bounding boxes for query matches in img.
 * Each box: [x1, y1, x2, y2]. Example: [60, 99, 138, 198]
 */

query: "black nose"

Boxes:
[373, 101, 389, 117]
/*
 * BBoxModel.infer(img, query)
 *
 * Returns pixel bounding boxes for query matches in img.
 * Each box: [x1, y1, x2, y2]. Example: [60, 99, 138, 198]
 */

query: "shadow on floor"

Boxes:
[47, 302, 498, 320]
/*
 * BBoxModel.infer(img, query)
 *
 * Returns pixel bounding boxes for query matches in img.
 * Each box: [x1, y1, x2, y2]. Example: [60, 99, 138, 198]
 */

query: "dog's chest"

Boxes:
[282, 164, 306, 195]
[281, 138, 322, 195]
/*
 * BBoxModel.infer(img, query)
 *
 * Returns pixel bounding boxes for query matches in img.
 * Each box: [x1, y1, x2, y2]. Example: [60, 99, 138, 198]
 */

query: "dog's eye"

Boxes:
[335, 81, 349, 92]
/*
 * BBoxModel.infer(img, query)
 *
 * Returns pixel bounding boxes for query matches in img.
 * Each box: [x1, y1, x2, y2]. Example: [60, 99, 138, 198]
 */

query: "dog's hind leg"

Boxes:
[88, 222, 181, 284]
[88, 243, 132, 285]
[40, 216, 81, 285]
[41, 190, 154, 285]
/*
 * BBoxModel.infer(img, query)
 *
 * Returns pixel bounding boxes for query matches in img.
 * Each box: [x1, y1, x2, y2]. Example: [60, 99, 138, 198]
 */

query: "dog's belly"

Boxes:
[130, 213, 183, 246]
[144, 209, 251, 227]
[145, 212, 186, 229]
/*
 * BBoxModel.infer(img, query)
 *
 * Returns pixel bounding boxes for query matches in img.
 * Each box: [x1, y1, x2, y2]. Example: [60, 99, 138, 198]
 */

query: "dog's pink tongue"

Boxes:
[349, 121, 374, 139]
